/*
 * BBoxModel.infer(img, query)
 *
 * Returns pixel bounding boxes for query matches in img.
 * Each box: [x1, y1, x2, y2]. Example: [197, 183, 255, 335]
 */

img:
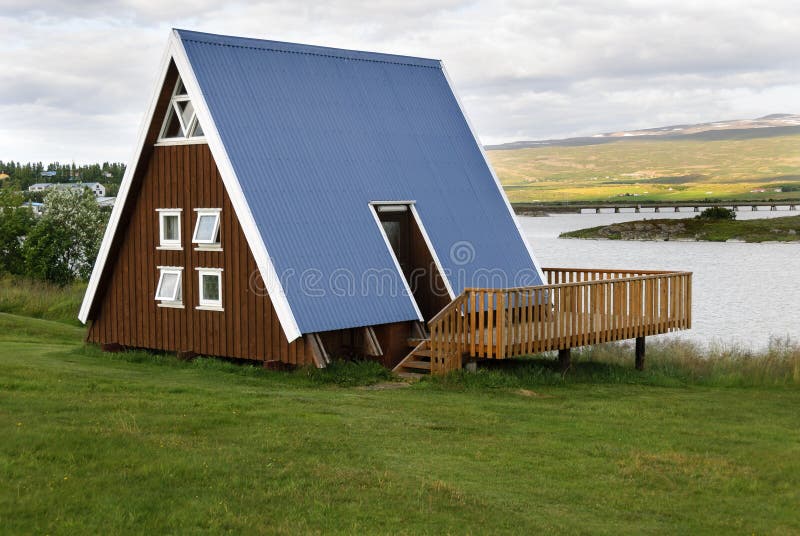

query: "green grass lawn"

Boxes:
[2, 313, 800, 534]
[488, 134, 800, 203]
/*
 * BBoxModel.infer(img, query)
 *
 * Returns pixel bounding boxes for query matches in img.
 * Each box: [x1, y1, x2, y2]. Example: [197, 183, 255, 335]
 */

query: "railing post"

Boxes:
[558, 348, 571, 372]
[469, 291, 476, 357]
[497, 292, 506, 359]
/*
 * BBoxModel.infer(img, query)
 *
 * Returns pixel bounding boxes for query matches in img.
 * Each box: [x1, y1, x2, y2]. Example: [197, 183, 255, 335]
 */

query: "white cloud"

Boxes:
[1, 0, 798, 161]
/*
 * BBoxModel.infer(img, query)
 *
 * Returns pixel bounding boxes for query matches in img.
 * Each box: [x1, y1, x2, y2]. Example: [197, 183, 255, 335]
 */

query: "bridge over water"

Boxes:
[513, 201, 800, 215]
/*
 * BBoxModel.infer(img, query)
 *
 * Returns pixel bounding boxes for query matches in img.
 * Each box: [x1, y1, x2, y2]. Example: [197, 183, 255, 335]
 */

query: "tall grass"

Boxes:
[0, 275, 85, 325]
[432, 337, 800, 390]
[585, 336, 800, 387]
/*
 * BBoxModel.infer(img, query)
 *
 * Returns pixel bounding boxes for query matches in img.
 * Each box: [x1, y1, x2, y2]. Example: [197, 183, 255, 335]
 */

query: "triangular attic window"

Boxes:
[158, 76, 205, 141]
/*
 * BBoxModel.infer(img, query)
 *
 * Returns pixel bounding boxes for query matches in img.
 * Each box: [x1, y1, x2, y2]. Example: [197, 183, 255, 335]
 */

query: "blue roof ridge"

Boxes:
[175, 29, 442, 69]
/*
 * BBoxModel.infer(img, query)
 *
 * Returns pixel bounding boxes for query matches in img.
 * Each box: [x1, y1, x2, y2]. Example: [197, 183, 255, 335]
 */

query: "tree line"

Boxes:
[0, 160, 125, 193]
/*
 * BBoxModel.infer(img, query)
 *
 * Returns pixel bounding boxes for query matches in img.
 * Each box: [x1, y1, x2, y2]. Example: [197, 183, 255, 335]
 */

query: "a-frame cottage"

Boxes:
[80, 30, 692, 376]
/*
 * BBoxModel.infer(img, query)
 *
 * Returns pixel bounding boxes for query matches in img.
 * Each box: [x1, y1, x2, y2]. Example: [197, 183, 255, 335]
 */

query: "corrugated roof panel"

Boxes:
[178, 30, 543, 334]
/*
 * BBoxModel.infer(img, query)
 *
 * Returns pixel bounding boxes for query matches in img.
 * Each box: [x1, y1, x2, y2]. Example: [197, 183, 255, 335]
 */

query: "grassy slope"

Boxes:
[0, 276, 85, 325]
[561, 214, 800, 242]
[487, 134, 800, 203]
[2, 313, 800, 534]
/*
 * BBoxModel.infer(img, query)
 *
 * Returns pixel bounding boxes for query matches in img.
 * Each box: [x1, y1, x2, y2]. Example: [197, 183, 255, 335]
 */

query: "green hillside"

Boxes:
[487, 133, 800, 203]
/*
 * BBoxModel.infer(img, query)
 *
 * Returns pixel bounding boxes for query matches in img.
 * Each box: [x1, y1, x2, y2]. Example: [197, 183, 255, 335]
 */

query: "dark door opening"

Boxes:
[374, 204, 451, 321]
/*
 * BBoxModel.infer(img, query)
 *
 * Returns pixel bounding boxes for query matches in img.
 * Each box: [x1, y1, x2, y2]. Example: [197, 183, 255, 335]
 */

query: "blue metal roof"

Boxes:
[177, 30, 543, 334]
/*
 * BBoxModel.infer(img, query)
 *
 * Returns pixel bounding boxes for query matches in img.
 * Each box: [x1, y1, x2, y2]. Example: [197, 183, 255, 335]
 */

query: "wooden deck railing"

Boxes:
[428, 268, 692, 375]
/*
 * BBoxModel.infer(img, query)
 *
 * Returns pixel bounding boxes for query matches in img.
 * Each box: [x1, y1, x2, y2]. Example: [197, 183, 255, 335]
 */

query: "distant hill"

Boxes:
[485, 115, 800, 204]
[486, 114, 800, 150]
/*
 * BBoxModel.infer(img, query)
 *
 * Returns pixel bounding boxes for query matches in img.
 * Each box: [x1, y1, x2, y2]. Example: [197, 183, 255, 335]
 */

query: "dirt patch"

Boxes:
[515, 388, 555, 398]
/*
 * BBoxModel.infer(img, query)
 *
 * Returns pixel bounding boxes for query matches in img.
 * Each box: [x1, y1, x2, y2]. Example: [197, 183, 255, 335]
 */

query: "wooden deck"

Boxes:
[395, 268, 692, 376]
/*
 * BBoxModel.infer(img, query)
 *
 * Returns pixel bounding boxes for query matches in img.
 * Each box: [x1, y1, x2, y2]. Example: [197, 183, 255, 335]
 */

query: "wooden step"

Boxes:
[402, 360, 431, 370]
[407, 337, 426, 347]
[392, 338, 432, 379]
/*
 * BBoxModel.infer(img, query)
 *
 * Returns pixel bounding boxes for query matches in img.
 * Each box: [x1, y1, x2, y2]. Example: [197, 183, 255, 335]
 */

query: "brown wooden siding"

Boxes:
[87, 142, 313, 365]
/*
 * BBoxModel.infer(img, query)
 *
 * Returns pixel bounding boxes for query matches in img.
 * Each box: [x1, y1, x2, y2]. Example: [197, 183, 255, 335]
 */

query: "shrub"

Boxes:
[696, 206, 736, 220]
[23, 189, 108, 284]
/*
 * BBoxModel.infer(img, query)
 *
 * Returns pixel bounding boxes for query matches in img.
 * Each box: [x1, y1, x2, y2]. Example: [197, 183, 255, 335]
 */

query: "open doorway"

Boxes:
[370, 203, 453, 321]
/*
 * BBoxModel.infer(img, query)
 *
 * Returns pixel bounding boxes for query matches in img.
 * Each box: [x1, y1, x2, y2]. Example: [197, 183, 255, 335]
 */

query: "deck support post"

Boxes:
[558, 348, 571, 372]
[635, 337, 645, 371]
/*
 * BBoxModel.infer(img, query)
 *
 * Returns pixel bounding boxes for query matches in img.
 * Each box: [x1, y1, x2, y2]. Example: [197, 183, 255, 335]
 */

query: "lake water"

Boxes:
[519, 209, 800, 350]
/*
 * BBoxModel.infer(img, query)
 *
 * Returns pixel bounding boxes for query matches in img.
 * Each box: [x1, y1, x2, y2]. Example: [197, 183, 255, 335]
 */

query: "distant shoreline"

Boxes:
[558, 214, 800, 243]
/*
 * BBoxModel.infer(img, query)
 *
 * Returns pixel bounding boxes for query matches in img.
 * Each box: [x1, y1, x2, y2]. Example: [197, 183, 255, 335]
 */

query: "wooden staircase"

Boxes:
[393, 338, 433, 379]
[393, 322, 434, 379]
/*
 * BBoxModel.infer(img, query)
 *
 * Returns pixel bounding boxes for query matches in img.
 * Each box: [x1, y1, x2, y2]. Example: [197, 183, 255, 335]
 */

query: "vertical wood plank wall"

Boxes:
[86, 143, 313, 365]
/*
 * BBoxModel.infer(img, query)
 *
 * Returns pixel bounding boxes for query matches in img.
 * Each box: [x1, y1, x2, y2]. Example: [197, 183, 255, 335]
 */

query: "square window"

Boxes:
[158, 209, 182, 248]
[197, 269, 223, 309]
[155, 267, 183, 304]
[192, 209, 221, 245]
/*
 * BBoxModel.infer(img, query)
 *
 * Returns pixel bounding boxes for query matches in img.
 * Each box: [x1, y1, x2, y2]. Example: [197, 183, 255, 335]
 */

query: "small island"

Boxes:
[560, 208, 800, 242]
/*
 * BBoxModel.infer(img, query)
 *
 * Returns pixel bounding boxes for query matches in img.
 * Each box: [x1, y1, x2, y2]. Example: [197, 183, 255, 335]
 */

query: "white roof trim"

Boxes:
[79, 31, 303, 343]
[439, 62, 548, 288]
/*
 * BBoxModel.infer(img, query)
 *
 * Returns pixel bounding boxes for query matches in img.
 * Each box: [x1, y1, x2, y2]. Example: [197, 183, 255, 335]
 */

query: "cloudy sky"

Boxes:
[1, 0, 798, 163]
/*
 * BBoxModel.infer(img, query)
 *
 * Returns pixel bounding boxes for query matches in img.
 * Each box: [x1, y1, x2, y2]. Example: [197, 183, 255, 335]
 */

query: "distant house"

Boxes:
[40, 171, 57, 178]
[29, 183, 53, 192]
[77, 182, 106, 197]
[28, 182, 106, 197]
[22, 201, 44, 216]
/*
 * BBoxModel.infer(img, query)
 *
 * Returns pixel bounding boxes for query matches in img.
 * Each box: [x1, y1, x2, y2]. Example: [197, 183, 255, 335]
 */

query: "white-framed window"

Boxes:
[192, 208, 221, 248]
[157, 208, 182, 249]
[155, 266, 183, 307]
[158, 77, 205, 142]
[196, 268, 223, 310]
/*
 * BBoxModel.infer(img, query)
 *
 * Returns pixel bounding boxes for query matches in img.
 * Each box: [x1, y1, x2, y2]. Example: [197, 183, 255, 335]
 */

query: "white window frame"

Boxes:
[156, 77, 206, 143]
[192, 208, 221, 248]
[196, 268, 223, 311]
[155, 266, 184, 308]
[157, 208, 182, 250]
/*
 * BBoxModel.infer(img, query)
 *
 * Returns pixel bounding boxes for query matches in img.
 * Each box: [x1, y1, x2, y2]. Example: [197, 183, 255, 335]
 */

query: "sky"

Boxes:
[1, 0, 798, 163]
